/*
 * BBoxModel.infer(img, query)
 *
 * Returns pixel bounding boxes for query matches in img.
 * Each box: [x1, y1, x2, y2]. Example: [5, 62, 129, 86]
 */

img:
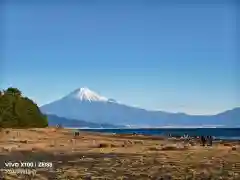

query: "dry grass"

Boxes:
[0, 128, 239, 180]
[161, 144, 188, 151]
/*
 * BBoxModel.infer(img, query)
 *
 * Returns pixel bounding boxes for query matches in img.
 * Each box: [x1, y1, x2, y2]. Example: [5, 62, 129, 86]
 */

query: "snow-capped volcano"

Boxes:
[67, 87, 109, 102]
[41, 87, 240, 127]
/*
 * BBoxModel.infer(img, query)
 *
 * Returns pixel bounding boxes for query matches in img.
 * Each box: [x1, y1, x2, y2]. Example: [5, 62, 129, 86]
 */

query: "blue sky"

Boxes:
[1, 0, 239, 115]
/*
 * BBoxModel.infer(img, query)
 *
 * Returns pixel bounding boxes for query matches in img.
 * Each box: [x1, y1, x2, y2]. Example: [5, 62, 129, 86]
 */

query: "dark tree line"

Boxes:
[0, 87, 48, 128]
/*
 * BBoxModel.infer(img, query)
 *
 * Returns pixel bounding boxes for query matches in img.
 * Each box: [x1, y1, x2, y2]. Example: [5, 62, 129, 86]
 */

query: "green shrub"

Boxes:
[0, 87, 48, 128]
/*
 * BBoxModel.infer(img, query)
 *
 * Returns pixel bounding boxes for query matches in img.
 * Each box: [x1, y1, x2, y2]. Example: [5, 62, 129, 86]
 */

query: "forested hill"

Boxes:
[0, 87, 48, 128]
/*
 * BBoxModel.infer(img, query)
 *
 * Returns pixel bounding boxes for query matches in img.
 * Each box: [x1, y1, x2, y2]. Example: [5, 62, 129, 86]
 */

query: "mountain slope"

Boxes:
[41, 87, 240, 127]
[46, 114, 124, 128]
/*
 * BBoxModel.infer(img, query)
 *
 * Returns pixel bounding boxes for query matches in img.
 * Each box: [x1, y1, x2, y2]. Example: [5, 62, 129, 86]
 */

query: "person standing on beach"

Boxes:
[206, 136, 209, 145]
[183, 133, 189, 144]
[205, 136, 213, 146]
[200, 136, 206, 146]
[209, 136, 213, 146]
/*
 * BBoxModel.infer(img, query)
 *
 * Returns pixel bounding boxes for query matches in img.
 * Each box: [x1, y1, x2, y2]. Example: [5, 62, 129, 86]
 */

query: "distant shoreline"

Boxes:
[65, 127, 240, 130]
[69, 127, 240, 141]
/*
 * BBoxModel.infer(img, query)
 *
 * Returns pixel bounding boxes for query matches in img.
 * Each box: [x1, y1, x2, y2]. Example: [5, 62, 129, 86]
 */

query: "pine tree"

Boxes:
[0, 87, 48, 128]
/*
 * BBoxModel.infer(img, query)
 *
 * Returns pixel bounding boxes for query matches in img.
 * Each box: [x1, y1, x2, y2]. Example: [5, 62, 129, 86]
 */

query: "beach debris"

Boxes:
[124, 140, 133, 146]
[2, 145, 18, 152]
[148, 146, 160, 151]
[161, 144, 188, 151]
[223, 143, 232, 147]
[71, 139, 76, 144]
[49, 140, 57, 147]
[98, 143, 110, 148]
[19, 140, 28, 144]
[93, 142, 119, 148]
[31, 147, 38, 151]
[85, 174, 92, 180]
[134, 140, 144, 144]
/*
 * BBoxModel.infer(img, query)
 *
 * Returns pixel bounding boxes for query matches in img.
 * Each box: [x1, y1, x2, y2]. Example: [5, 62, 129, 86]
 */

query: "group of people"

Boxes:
[200, 135, 213, 146]
[169, 133, 214, 146]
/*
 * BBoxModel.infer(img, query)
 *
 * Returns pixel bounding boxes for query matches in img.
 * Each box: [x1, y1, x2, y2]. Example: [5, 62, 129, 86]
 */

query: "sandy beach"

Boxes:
[0, 128, 239, 180]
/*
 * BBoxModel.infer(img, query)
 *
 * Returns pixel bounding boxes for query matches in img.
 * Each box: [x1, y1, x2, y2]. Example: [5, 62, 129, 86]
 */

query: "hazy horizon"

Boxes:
[1, 0, 239, 115]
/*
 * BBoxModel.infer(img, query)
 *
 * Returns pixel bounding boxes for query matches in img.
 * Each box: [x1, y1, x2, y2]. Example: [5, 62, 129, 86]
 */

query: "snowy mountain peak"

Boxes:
[68, 87, 109, 102]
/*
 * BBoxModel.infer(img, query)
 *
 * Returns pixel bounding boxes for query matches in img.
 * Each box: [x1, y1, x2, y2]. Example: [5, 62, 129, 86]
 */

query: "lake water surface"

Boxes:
[78, 128, 240, 140]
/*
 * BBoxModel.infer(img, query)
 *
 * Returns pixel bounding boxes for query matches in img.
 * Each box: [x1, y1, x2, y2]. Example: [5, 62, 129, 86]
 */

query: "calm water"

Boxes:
[78, 128, 240, 140]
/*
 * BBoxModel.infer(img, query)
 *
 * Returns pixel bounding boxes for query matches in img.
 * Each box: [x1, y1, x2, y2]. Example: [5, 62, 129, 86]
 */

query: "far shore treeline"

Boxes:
[0, 87, 48, 128]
